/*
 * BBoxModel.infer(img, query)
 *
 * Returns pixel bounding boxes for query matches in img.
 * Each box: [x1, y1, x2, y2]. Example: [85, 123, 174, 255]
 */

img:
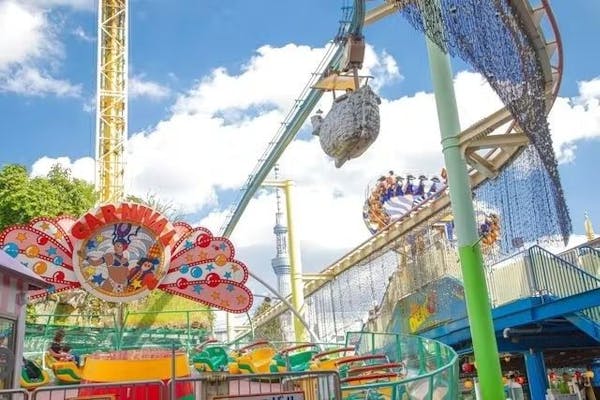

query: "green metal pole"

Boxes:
[425, 37, 505, 399]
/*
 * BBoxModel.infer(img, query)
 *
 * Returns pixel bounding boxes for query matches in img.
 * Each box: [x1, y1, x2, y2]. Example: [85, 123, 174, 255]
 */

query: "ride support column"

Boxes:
[425, 38, 505, 399]
[282, 180, 308, 343]
[524, 349, 548, 399]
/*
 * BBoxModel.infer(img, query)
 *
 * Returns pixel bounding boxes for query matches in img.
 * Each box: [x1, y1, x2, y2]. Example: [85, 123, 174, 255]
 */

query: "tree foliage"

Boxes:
[0, 164, 213, 330]
[126, 290, 214, 329]
[126, 192, 183, 222]
[253, 299, 283, 341]
[0, 164, 97, 231]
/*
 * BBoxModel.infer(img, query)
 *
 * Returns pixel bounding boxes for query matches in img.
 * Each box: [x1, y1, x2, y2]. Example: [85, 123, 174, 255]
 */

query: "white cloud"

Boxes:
[0, 0, 80, 97]
[29, 44, 600, 286]
[548, 77, 600, 163]
[0, 66, 80, 97]
[172, 44, 328, 116]
[72, 26, 94, 42]
[26, 0, 94, 11]
[31, 156, 95, 183]
[129, 75, 171, 100]
[0, 1, 56, 69]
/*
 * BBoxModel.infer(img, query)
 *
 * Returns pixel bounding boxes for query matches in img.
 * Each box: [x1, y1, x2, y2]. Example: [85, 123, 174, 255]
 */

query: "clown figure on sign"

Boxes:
[127, 243, 161, 291]
[127, 257, 158, 291]
[75, 220, 170, 302]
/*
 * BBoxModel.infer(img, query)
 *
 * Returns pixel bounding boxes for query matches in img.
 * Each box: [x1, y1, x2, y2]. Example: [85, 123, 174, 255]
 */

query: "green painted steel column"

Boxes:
[425, 37, 505, 399]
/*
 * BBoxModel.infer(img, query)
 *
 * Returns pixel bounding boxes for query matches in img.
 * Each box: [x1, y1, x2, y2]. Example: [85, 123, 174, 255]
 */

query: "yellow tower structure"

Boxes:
[95, 0, 128, 203]
[585, 212, 596, 242]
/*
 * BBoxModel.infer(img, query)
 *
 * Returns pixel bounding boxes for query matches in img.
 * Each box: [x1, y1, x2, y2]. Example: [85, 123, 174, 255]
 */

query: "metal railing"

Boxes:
[528, 245, 600, 323]
[0, 389, 28, 400]
[344, 332, 459, 400]
[365, 242, 600, 336]
[171, 371, 342, 400]
[30, 379, 166, 400]
[559, 245, 600, 277]
[363, 234, 461, 333]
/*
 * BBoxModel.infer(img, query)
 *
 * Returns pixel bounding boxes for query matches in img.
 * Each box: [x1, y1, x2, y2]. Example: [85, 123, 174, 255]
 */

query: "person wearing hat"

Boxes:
[127, 257, 160, 291]
[584, 367, 597, 400]
[428, 176, 441, 196]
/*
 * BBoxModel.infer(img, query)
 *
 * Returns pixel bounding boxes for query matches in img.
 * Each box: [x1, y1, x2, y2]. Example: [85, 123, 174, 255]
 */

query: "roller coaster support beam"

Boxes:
[263, 180, 307, 342]
[425, 37, 505, 400]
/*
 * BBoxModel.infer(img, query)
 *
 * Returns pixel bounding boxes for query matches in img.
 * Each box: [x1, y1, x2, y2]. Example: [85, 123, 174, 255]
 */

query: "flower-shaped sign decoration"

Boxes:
[0, 202, 253, 313]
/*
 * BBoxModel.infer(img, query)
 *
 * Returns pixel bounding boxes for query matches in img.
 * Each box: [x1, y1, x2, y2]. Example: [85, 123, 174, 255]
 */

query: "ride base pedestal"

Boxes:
[78, 349, 193, 400]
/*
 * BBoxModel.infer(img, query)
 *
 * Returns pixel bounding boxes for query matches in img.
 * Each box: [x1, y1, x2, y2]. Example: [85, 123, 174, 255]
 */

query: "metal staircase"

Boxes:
[372, 243, 600, 342]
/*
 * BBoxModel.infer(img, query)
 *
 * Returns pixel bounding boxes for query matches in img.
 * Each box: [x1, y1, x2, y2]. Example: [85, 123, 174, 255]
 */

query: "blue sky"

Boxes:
[1, 1, 599, 288]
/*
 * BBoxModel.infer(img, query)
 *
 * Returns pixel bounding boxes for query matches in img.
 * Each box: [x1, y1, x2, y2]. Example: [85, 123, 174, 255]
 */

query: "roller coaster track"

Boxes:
[243, 0, 564, 334]
[219, 0, 365, 237]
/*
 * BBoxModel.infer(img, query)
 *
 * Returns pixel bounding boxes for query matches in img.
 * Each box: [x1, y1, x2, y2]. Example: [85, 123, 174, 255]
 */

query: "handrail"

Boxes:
[528, 245, 600, 324]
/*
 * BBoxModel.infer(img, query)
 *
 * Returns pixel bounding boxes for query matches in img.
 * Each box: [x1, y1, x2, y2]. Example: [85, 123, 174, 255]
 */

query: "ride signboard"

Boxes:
[0, 202, 254, 313]
[214, 392, 305, 400]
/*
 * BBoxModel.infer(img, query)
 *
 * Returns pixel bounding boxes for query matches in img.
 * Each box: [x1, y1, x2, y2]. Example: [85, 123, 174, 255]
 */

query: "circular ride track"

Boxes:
[223, 0, 563, 333]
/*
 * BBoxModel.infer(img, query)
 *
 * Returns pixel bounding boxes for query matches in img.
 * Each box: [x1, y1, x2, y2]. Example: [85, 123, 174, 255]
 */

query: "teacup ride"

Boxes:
[20, 358, 51, 390]
[229, 341, 277, 375]
[192, 339, 230, 372]
[309, 346, 356, 372]
[270, 343, 320, 373]
[341, 361, 407, 400]
[44, 352, 83, 385]
[77, 349, 194, 400]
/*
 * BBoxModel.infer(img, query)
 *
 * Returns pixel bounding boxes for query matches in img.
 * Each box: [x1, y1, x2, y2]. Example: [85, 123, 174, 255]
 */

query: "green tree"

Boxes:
[0, 163, 99, 325]
[126, 192, 182, 222]
[0, 164, 97, 230]
[253, 299, 283, 341]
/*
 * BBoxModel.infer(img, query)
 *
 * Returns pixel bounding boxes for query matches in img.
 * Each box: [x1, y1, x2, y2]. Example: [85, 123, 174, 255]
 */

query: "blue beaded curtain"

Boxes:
[475, 145, 566, 258]
[396, 0, 571, 242]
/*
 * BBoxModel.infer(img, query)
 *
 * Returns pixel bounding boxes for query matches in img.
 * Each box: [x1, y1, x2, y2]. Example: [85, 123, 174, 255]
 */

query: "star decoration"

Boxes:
[131, 279, 142, 290]
[91, 273, 106, 286]
[0, 217, 254, 314]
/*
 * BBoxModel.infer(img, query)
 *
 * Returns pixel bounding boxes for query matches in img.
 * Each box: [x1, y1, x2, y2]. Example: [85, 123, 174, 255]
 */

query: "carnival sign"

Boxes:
[71, 203, 174, 302]
[0, 202, 253, 313]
